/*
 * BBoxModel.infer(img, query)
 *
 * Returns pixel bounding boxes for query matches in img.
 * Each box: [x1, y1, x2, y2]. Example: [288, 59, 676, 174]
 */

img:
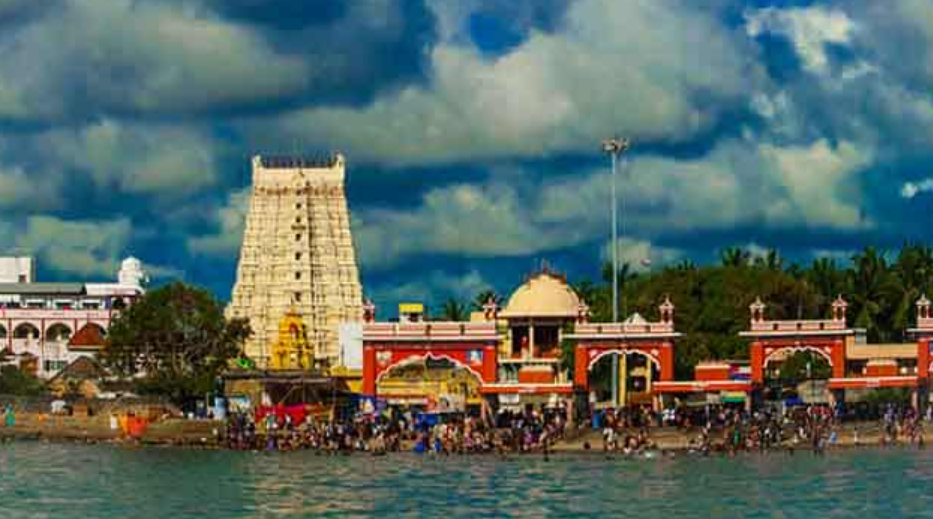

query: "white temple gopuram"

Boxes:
[227, 154, 363, 368]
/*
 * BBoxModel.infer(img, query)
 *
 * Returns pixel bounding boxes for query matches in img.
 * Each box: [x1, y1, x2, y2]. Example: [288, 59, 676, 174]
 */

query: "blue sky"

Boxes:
[2, 0, 933, 315]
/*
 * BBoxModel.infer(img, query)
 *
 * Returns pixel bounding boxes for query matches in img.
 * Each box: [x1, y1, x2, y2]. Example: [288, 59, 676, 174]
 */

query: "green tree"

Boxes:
[100, 282, 251, 404]
[806, 257, 845, 308]
[776, 351, 831, 382]
[720, 247, 751, 268]
[848, 247, 900, 342]
[471, 290, 500, 311]
[573, 280, 597, 307]
[601, 261, 638, 317]
[753, 249, 783, 272]
[438, 298, 468, 321]
[0, 365, 44, 396]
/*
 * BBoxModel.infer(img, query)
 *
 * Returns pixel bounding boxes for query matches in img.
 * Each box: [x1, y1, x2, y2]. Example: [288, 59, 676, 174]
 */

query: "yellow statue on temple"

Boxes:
[269, 309, 313, 370]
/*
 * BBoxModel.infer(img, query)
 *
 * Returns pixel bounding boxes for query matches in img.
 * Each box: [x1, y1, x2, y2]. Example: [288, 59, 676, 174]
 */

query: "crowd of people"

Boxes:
[221, 400, 933, 456]
[589, 402, 932, 456]
[223, 406, 569, 455]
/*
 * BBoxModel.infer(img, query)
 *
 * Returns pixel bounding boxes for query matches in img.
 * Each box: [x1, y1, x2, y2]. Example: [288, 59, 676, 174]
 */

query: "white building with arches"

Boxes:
[0, 257, 147, 378]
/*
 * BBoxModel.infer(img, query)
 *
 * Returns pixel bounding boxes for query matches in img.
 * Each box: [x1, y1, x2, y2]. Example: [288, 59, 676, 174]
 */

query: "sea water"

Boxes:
[2, 442, 933, 518]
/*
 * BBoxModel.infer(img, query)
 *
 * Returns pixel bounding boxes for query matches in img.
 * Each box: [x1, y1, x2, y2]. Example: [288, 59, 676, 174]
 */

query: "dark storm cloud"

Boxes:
[205, 0, 439, 107]
[0, 0, 439, 125]
[0, 0, 56, 24]
[208, 0, 348, 30]
[468, 0, 576, 55]
[5, 0, 933, 311]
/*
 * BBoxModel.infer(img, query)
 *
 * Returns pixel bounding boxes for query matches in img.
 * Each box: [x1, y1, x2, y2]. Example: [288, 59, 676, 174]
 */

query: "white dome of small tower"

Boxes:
[118, 257, 148, 287]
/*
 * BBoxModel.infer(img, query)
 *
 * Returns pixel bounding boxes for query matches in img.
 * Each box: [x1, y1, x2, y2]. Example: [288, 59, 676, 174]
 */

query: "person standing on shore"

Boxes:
[3, 404, 14, 427]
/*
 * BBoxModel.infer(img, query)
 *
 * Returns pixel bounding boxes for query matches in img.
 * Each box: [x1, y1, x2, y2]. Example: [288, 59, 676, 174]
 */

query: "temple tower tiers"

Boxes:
[227, 153, 363, 368]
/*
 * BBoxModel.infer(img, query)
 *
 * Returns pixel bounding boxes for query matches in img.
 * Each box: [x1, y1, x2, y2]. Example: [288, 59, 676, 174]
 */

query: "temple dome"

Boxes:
[499, 271, 581, 319]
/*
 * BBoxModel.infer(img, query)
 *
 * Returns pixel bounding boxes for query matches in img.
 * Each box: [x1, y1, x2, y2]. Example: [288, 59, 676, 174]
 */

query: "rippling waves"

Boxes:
[2, 443, 933, 518]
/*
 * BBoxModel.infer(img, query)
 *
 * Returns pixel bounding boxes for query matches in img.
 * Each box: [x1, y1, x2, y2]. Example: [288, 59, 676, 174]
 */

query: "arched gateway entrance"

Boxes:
[362, 321, 498, 412]
[567, 298, 679, 408]
[740, 296, 850, 385]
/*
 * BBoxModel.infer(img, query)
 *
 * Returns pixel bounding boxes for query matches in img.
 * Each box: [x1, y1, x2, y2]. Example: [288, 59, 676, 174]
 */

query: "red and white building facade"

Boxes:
[361, 269, 681, 413]
[0, 257, 147, 378]
[360, 267, 933, 412]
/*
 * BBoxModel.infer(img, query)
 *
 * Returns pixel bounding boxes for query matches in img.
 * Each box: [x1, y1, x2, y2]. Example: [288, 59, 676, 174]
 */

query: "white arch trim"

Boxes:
[763, 346, 833, 367]
[587, 349, 661, 372]
[12, 322, 40, 338]
[45, 322, 72, 336]
[375, 352, 484, 384]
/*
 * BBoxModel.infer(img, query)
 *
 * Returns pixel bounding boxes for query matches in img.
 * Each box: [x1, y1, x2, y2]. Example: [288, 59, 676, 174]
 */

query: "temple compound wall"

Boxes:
[227, 154, 363, 368]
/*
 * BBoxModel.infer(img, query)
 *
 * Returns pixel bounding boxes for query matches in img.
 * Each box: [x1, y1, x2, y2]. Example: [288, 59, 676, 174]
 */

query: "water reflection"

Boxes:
[3, 444, 933, 518]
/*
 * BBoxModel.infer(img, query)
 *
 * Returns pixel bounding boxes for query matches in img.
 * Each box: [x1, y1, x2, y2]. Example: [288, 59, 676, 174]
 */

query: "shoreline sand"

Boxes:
[2, 413, 930, 454]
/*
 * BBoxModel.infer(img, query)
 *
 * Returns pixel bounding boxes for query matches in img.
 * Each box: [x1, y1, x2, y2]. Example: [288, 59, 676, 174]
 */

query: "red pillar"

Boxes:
[362, 345, 377, 396]
[831, 339, 846, 379]
[919, 338, 930, 380]
[574, 345, 588, 389]
[482, 344, 498, 383]
[659, 342, 674, 382]
[750, 341, 764, 384]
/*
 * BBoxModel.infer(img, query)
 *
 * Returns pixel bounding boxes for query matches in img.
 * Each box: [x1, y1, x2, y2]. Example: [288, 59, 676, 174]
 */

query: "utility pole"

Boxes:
[602, 137, 630, 408]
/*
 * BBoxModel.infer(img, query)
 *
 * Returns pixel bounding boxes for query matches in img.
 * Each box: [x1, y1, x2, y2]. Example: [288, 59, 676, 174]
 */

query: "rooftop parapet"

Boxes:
[566, 297, 679, 338]
[572, 321, 676, 335]
[255, 153, 344, 170]
[362, 321, 498, 342]
[742, 295, 852, 336]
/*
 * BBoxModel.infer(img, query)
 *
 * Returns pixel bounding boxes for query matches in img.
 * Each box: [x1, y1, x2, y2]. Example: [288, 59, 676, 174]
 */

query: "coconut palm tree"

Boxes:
[438, 298, 468, 322]
[720, 247, 750, 268]
[676, 259, 696, 272]
[471, 290, 500, 311]
[753, 249, 783, 271]
[806, 257, 846, 315]
[573, 280, 597, 306]
[848, 247, 901, 341]
[889, 243, 933, 338]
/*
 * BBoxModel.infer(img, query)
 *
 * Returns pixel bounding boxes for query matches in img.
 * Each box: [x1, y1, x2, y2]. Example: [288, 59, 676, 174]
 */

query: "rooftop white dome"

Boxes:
[118, 256, 148, 287]
[499, 271, 580, 319]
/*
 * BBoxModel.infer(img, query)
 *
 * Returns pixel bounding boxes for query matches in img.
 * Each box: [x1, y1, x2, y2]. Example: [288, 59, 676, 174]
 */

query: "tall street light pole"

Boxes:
[602, 137, 630, 408]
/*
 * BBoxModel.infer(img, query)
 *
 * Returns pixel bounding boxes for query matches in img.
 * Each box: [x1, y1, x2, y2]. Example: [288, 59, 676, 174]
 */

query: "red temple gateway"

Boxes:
[739, 295, 932, 407]
[566, 297, 679, 408]
[361, 321, 499, 398]
[741, 296, 851, 384]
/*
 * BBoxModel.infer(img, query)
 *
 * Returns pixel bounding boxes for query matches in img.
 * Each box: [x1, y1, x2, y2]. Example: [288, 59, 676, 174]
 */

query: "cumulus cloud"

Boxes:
[0, 119, 220, 201]
[353, 137, 871, 271]
[746, 6, 857, 74]
[9, 215, 133, 278]
[600, 237, 684, 273]
[0, 0, 51, 23]
[39, 120, 218, 197]
[187, 188, 251, 256]
[544, 138, 872, 234]
[0, 0, 309, 122]
[0, 0, 929, 303]
[0, 0, 438, 123]
[901, 179, 933, 199]
[0, 165, 58, 210]
[367, 269, 493, 315]
[250, 0, 761, 165]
